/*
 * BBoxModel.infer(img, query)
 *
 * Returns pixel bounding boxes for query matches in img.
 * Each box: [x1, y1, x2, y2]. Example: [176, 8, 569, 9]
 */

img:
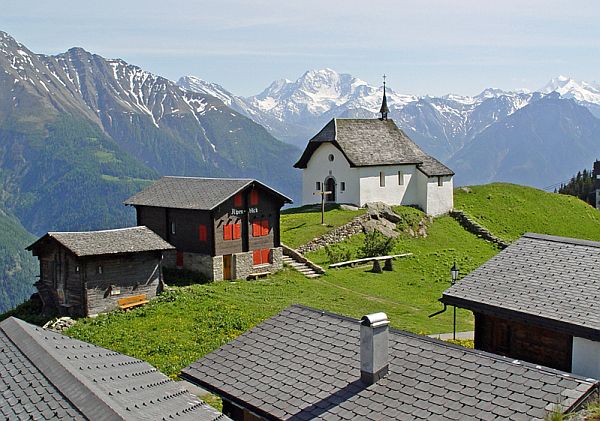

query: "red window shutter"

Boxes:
[223, 224, 232, 241]
[234, 193, 242, 207]
[253, 250, 262, 265]
[233, 223, 241, 240]
[176, 251, 184, 267]
[198, 224, 207, 241]
[252, 220, 261, 237]
[261, 219, 269, 236]
[250, 190, 259, 206]
[261, 249, 270, 264]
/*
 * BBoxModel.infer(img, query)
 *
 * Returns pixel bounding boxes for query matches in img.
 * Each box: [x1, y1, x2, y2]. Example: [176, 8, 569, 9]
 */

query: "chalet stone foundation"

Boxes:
[164, 248, 284, 281]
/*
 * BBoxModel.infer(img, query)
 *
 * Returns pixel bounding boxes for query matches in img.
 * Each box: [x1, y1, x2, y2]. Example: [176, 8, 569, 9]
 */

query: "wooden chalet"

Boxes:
[27, 226, 175, 317]
[124, 177, 292, 281]
[442, 233, 600, 380]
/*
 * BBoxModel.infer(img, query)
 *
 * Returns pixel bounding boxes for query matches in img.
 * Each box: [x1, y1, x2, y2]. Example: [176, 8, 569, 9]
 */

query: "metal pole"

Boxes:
[453, 306, 456, 340]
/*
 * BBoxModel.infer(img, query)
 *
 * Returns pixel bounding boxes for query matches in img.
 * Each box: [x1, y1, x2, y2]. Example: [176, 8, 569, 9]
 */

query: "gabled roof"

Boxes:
[181, 305, 597, 420]
[293, 118, 454, 176]
[0, 317, 229, 421]
[27, 226, 175, 257]
[442, 233, 600, 340]
[124, 176, 292, 210]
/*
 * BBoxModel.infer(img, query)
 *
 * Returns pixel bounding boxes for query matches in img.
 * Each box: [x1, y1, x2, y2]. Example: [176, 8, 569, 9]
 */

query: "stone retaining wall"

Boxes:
[450, 210, 509, 249]
[297, 214, 369, 254]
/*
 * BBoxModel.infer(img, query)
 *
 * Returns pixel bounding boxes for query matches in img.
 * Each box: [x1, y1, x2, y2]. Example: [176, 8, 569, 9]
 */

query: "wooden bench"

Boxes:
[329, 253, 413, 269]
[247, 271, 271, 280]
[117, 294, 149, 310]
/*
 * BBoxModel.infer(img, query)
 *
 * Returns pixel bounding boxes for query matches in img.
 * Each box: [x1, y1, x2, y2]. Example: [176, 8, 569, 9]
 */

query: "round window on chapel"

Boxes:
[328, 154, 334, 162]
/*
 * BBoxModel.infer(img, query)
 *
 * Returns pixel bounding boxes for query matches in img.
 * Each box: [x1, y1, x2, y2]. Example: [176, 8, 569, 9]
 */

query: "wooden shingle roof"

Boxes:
[442, 233, 600, 340]
[293, 118, 454, 176]
[124, 177, 292, 210]
[182, 305, 598, 420]
[27, 226, 174, 257]
[0, 317, 229, 420]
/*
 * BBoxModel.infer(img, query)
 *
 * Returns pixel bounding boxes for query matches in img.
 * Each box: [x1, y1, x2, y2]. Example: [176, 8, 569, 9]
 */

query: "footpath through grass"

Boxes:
[280, 204, 365, 248]
[455, 183, 600, 242]
[67, 210, 500, 378]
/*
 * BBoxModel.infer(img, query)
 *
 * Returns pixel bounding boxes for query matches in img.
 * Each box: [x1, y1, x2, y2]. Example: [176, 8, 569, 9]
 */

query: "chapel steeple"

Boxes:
[379, 74, 389, 120]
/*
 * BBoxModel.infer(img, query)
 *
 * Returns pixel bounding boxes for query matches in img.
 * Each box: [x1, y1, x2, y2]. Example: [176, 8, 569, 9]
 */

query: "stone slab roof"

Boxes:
[181, 305, 598, 421]
[124, 177, 292, 210]
[441, 233, 600, 340]
[27, 226, 175, 257]
[0, 317, 229, 421]
[293, 119, 454, 176]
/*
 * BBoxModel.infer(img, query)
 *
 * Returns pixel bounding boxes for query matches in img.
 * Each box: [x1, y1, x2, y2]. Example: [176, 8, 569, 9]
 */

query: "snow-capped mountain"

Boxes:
[178, 68, 534, 158]
[540, 75, 600, 104]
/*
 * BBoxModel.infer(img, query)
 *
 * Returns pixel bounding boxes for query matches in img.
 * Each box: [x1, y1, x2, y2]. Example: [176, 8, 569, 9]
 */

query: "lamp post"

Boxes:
[450, 262, 459, 340]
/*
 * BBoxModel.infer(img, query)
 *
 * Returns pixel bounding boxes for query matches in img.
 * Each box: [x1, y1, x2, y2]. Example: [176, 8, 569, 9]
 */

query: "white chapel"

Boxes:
[293, 85, 454, 216]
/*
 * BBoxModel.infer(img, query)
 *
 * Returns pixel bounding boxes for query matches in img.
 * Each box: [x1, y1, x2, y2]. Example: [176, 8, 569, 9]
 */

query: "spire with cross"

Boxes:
[379, 74, 389, 120]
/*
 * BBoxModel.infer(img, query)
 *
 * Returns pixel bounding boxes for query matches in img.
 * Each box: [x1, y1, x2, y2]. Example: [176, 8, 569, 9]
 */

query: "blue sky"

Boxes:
[2, 0, 599, 96]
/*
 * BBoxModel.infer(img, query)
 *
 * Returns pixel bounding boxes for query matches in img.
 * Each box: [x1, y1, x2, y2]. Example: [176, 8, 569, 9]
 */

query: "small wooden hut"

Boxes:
[27, 226, 174, 316]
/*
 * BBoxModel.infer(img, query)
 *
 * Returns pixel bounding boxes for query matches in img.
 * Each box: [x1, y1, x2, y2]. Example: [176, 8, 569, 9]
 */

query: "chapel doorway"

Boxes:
[325, 177, 336, 202]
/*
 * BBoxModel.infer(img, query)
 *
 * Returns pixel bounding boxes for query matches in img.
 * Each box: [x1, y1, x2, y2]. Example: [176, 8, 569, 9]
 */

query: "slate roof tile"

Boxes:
[293, 118, 454, 176]
[0, 317, 228, 420]
[124, 176, 291, 210]
[181, 305, 598, 420]
[27, 226, 174, 257]
[442, 233, 600, 337]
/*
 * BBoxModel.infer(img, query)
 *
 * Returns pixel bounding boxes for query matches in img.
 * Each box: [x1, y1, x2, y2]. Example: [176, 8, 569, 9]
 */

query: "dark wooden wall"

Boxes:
[137, 206, 167, 238]
[136, 185, 285, 258]
[167, 208, 213, 254]
[32, 237, 164, 316]
[34, 240, 85, 316]
[84, 251, 163, 315]
[474, 312, 573, 372]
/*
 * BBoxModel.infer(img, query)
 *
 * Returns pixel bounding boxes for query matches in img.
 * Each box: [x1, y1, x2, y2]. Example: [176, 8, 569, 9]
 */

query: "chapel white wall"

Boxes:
[301, 143, 359, 206]
[424, 175, 454, 216]
[357, 165, 419, 207]
[572, 336, 600, 380]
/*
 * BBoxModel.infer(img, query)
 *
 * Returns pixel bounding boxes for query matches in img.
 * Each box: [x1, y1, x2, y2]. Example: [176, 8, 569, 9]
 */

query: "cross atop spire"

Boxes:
[379, 74, 389, 120]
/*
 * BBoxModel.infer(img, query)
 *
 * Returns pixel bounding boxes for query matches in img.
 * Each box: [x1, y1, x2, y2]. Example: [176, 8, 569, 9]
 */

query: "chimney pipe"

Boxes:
[360, 312, 389, 385]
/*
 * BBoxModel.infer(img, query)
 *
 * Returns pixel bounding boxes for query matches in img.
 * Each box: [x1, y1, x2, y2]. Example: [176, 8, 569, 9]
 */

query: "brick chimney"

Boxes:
[360, 312, 389, 385]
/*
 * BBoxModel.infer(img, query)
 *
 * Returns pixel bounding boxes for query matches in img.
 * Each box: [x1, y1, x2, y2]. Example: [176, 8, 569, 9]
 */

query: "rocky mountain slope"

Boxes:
[0, 31, 300, 235]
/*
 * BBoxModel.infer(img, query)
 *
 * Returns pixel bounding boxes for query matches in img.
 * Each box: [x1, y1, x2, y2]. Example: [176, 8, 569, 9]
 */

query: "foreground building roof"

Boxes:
[26, 226, 175, 257]
[0, 317, 228, 421]
[181, 305, 598, 420]
[293, 118, 454, 176]
[124, 177, 292, 210]
[441, 233, 600, 340]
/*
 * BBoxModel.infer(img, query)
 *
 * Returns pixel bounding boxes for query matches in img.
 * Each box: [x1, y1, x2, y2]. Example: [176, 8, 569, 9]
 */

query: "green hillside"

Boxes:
[5, 182, 600, 380]
[0, 208, 36, 313]
[455, 183, 600, 242]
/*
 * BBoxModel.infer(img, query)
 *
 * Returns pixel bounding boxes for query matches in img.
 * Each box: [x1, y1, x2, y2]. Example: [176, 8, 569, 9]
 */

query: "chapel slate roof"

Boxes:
[0, 317, 229, 421]
[181, 305, 598, 421]
[441, 233, 600, 340]
[293, 118, 454, 176]
[27, 226, 175, 257]
[124, 177, 292, 210]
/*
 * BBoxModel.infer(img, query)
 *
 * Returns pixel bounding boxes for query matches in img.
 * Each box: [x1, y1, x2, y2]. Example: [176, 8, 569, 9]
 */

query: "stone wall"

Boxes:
[163, 250, 222, 280]
[450, 210, 509, 249]
[297, 214, 368, 254]
[233, 252, 254, 279]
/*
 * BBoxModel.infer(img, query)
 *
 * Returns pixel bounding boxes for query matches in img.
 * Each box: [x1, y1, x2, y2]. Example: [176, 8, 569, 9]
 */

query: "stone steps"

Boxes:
[282, 256, 321, 278]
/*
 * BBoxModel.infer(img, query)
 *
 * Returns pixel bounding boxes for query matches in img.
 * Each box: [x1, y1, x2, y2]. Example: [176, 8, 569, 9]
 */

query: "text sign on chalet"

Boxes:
[231, 207, 259, 216]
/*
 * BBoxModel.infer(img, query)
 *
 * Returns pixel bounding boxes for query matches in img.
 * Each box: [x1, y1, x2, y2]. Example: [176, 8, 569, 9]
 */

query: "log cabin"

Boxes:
[27, 226, 174, 317]
[441, 233, 600, 380]
[124, 177, 292, 281]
